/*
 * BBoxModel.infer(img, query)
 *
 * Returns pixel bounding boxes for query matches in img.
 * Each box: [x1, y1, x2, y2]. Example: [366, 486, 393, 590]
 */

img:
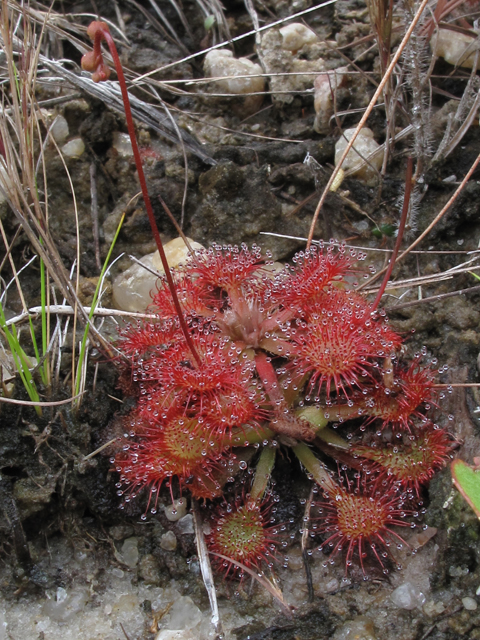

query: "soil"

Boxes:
[1, 1, 480, 639]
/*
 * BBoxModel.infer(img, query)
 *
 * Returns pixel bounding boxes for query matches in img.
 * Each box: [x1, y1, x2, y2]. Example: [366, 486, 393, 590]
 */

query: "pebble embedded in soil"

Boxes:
[177, 514, 195, 535]
[61, 137, 85, 158]
[391, 582, 427, 610]
[160, 530, 178, 551]
[112, 131, 133, 157]
[49, 115, 69, 144]
[120, 536, 139, 568]
[335, 127, 383, 186]
[203, 49, 265, 116]
[463, 596, 478, 610]
[164, 497, 188, 522]
[431, 28, 478, 69]
[112, 237, 204, 312]
[332, 616, 377, 640]
[314, 67, 348, 134]
[279, 22, 319, 51]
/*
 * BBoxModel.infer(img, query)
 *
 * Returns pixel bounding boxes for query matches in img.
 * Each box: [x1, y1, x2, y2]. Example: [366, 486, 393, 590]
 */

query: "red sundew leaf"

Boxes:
[351, 426, 455, 495]
[365, 360, 438, 431]
[118, 317, 182, 358]
[314, 475, 411, 576]
[191, 244, 264, 295]
[138, 333, 255, 396]
[151, 270, 214, 319]
[273, 244, 355, 310]
[114, 410, 231, 509]
[203, 385, 268, 423]
[284, 287, 403, 400]
[205, 495, 282, 579]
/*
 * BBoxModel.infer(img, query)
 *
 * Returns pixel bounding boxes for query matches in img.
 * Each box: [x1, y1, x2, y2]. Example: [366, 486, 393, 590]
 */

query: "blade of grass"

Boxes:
[74, 212, 126, 408]
[0, 302, 41, 415]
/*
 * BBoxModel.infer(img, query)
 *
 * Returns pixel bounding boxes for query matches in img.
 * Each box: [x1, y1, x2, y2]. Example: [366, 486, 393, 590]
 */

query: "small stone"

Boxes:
[164, 497, 188, 522]
[423, 599, 445, 616]
[42, 589, 89, 622]
[61, 137, 85, 158]
[56, 587, 68, 604]
[139, 554, 161, 584]
[165, 596, 203, 630]
[160, 531, 177, 551]
[332, 615, 376, 640]
[391, 582, 426, 610]
[112, 237, 204, 312]
[203, 49, 264, 116]
[431, 28, 478, 69]
[109, 524, 134, 540]
[279, 23, 318, 51]
[176, 514, 195, 535]
[325, 578, 339, 593]
[462, 596, 477, 611]
[335, 127, 383, 186]
[314, 67, 348, 133]
[112, 131, 133, 157]
[50, 115, 69, 143]
[112, 567, 125, 579]
[120, 537, 139, 568]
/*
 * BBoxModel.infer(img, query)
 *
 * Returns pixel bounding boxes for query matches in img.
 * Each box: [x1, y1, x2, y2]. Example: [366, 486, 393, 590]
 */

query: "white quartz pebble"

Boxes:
[61, 137, 85, 158]
[431, 28, 478, 69]
[279, 23, 318, 51]
[203, 49, 264, 115]
[50, 115, 69, 143]
[335, 127, 383, 186]
[112, 237, 204, 313]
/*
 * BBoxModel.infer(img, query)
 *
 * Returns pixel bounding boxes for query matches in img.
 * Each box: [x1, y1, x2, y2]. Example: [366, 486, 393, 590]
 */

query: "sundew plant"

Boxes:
[80, 20, 455, 584]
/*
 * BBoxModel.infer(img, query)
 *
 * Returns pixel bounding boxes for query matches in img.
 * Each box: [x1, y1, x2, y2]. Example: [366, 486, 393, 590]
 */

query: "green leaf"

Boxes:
[204, 15, 216, 31]
[451, 459, 480, 518]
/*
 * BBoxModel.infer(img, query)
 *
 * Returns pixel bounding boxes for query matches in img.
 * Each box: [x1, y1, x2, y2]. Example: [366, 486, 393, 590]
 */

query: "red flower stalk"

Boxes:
[314, 475, 411, 575]
[81, 21, 200, 364]
[351, 427, 454, 495]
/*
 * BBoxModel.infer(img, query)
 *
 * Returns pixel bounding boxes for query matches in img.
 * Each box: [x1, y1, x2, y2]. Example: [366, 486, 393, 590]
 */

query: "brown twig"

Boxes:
[371, 157, 413, 310]
[385, 283, 480, 312]
[306, 0, 430, 249]
[359, 151, 480, 291]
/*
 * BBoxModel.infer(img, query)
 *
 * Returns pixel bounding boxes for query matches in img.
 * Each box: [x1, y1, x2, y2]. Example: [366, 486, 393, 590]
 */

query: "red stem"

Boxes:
[91, 27, 200, 365]
[371, 156, 413, 310]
